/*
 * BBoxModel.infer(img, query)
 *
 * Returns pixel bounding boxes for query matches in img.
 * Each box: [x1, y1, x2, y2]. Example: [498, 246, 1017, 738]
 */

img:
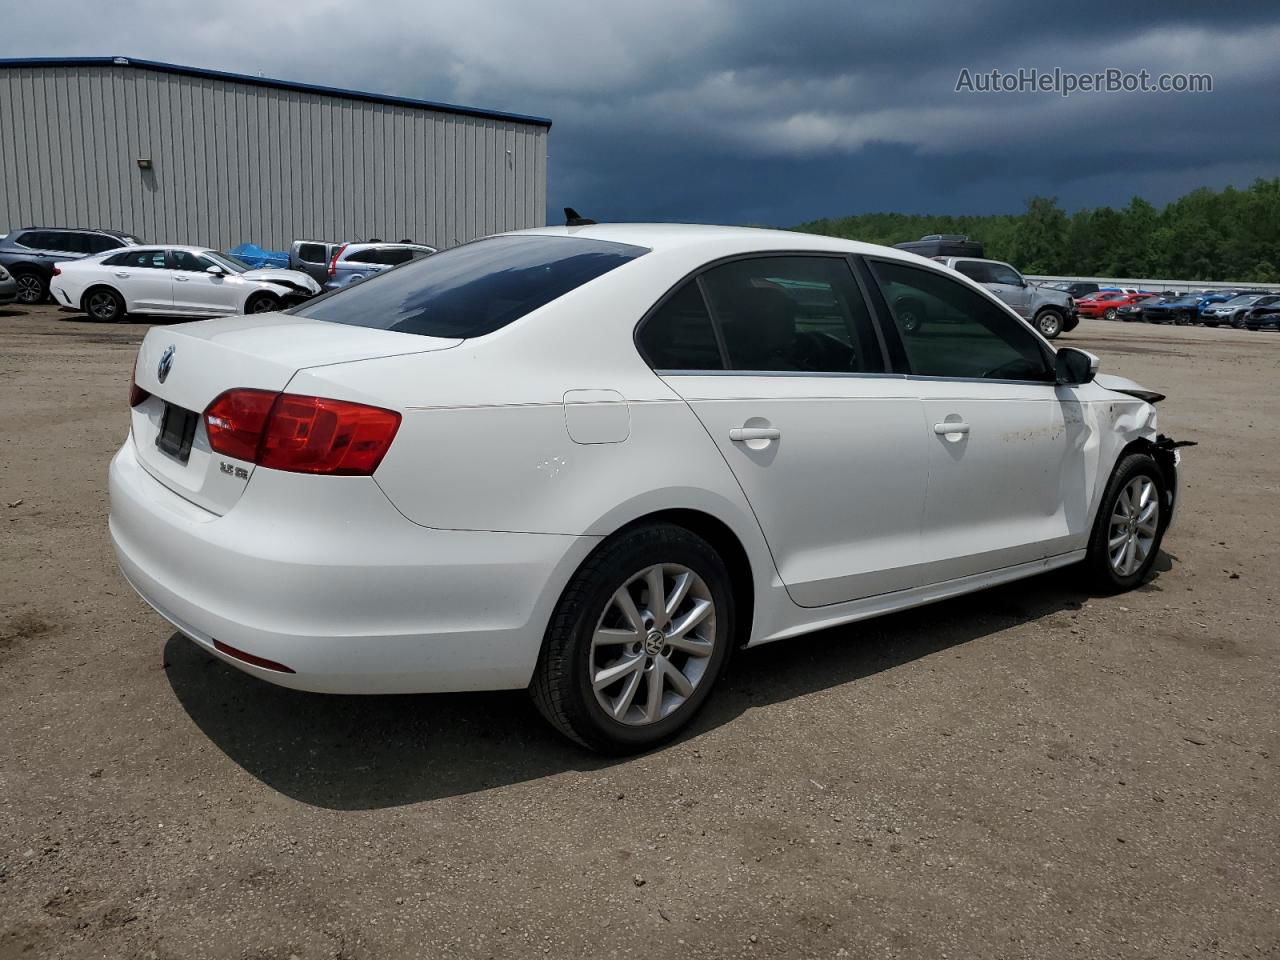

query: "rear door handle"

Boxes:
[730, 426, 781, 442]
[114, 272, 130, 278]
[174, 276, 189, 282]
[933, 422, 970, 436]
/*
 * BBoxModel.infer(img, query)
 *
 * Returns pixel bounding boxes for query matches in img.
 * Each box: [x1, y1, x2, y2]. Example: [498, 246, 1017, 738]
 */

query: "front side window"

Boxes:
[986, 263, 1023, 286]
[169, 250, 210, 272]
[636, 280, 724, 370]
[699, 256, 884, 373]
[869, 259, 1052, 382]
[296, 243, 327, 263]
[294, 235, 647, 338]
[86, 234, 126, 254]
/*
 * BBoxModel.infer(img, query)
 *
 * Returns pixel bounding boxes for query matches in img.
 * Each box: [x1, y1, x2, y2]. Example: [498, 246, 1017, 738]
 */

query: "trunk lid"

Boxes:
[130, 314, 459, 514]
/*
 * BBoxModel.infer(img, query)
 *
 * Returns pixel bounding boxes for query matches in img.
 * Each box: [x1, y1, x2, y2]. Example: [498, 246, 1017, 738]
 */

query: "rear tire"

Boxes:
[13, 271, 46, 305]
[83, 286, 125, 322]
[1083, 453, 1167, 593]
[1035, 308, 1064, 339]
[1104, 308, 1118, 321]
[530, 523, 734, 754]
[245, 292, 279, 314]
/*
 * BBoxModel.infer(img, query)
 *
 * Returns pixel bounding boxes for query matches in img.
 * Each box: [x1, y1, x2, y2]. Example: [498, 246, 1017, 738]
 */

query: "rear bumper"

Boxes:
[109, 434, 597, 694]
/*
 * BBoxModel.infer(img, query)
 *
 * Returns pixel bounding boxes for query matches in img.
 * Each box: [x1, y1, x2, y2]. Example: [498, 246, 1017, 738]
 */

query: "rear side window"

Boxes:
[344, 249, 386, 265]
[16, 231, 54, 250]
[295, 235, 647, 338]
[105, 249, 168, 269]
[953, 261, 991, 283]
[637, 280, 724, 370]
[700, 256, 884, 373]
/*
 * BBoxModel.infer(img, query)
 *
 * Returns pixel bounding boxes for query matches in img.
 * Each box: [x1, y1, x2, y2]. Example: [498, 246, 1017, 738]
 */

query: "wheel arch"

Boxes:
[80, 283, 124, 314]
[608, 507, 756, 645]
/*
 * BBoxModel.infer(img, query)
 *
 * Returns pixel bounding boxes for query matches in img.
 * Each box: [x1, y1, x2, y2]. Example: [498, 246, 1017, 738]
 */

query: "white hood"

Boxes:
[242, 267, 321, 293]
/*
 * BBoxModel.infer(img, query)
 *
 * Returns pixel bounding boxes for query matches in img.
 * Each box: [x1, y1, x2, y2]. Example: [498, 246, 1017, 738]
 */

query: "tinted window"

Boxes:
[869, 259, 1051, 381]
[17, 231, 54, 250]
[987, 263, 1023, 285]
[295, 235, 647, 338]
[109, 249, 168, 269]
[170, 250, 213, 272]
[86, 233, 124, 254]
[296, 243, 327, 263]
[49, 232, 89, 254]
[637, 280, 723, 370]
[954, 261, 990, 283]
[700, 256, 883, 373]
[345, 249, 387, 265]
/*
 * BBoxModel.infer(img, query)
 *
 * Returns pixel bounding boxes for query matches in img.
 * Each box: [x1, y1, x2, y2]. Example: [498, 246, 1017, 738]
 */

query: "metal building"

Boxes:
[0, 56, 551, 251]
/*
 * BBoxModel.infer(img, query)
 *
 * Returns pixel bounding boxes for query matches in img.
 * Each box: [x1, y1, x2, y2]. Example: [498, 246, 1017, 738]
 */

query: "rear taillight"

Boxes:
[327, 244, 347, 278]
[128, 368, 148, 407]
[204, 389, 401, 476]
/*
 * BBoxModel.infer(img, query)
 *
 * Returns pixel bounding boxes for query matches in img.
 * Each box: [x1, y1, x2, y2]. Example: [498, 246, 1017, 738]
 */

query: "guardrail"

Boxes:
[1026, 275, 1276, 294]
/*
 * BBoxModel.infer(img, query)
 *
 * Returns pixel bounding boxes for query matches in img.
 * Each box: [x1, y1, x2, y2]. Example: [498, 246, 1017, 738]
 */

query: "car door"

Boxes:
[167, 250, 243, 315]
[105, 248, 174, 311]
[983, 261, 1032, 317]
[638, 254, 929, 607]
[865, 257, 1096, 584]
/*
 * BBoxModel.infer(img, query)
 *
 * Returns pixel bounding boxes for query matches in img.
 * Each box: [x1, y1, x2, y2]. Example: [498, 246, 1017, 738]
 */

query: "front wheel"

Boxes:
[1104, 308, 1118, 321]
[244, 292, 279, 314]
[1083, 453, 1167, 592]
[1035, 309, 1064, 339]
[530, 523, 734, 753]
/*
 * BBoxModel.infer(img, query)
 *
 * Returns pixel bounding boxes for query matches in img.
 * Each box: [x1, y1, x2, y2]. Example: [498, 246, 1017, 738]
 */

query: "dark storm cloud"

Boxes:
[3, 0, 1278, 224]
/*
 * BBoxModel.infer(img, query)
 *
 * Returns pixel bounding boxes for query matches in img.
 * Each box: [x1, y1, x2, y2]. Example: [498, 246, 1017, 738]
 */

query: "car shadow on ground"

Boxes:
[164, 557, 1173, 811]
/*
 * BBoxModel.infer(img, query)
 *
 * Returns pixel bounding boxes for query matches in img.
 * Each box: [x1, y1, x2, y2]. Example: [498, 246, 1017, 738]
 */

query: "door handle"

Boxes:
[114, 272, 130, 278]
[730, 426, 781, 442]
[933, 422, 970, 436]
[174, 276, 189, 282]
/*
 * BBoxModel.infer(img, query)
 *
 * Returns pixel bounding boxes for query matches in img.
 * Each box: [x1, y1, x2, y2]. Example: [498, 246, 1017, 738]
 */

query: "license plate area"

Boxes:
[156, 403, 198, 464]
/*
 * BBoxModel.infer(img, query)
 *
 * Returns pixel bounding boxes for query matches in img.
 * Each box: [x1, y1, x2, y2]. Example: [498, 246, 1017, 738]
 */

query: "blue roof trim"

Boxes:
[0, 56, 553, 128]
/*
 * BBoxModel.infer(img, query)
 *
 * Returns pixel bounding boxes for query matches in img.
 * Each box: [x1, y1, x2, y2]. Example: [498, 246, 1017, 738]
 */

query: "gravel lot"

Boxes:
[1, 304, 1277, 960]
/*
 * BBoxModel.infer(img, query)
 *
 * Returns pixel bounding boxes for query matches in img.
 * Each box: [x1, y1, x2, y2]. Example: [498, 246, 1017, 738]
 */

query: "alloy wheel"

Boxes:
[1108, 475, 1159, 576]
[87, 291, 118, 320]
[15, 274, 43, 304]
[589, 563, 716, 726]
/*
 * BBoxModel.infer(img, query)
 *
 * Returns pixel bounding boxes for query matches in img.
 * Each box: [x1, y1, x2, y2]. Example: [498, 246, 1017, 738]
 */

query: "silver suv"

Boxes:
[936, 257, 1078, 339]
[324, 241, 437, 291]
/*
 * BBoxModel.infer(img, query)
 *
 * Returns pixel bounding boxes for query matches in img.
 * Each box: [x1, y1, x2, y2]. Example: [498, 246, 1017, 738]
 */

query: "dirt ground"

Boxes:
[0, 304, 1276, 960]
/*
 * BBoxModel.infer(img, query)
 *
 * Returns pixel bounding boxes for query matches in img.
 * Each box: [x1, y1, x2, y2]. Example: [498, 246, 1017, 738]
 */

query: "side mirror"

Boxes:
[206, 264, 225, 276]
[1055, 347, 1098, 385]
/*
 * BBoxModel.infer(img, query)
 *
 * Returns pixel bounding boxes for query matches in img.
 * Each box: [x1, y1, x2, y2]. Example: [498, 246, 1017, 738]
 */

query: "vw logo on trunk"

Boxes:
[157, 344, 176, 383]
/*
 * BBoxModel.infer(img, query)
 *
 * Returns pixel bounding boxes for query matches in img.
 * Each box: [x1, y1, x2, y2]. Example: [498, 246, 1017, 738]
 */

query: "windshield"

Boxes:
[293, 235, 648, 338]
[1226, 294, 1262, 305]
[204, 251, 250, 273]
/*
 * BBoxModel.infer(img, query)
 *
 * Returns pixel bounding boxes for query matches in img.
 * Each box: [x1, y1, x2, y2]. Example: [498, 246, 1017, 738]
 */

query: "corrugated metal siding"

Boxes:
[0, 64, 548, 250]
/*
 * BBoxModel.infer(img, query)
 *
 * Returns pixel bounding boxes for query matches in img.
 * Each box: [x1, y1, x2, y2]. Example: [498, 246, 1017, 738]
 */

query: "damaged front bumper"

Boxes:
[1153, 434, 1194, 530]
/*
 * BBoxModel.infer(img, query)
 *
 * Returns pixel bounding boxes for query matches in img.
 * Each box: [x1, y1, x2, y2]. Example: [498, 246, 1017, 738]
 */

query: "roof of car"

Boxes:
[14, 226, 132, 236]
[509, 223, 912, 259]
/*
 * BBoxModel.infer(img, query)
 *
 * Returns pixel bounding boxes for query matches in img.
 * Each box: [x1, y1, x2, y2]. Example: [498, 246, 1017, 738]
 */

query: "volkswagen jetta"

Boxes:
[109, 224, 1186, 752]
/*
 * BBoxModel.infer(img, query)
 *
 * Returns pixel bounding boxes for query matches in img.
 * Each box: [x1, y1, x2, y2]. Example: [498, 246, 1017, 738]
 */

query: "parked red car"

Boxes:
[1075, 291, 1148, 320]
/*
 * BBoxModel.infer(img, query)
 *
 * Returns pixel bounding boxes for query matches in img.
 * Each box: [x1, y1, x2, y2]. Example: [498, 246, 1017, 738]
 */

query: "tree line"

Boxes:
[792, 178, 1280, 282]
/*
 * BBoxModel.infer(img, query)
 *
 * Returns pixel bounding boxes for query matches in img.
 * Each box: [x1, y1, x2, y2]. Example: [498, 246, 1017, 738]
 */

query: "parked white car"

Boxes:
[109, 224, 1187, 752]
[52, 245, 321, 321]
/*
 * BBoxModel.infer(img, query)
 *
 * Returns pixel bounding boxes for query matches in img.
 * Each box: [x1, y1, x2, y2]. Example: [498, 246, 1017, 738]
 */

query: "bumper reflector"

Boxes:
[213, 639, 296, 674]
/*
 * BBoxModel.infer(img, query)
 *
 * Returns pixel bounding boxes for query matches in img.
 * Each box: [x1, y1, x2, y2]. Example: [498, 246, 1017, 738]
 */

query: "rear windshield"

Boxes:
[292, 235, 648, 338]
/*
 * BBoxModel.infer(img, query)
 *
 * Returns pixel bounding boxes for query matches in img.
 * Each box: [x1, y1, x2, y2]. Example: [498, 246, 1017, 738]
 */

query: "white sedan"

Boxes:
[109, 224, 1186, 752]
[52, 245, 321, 321]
